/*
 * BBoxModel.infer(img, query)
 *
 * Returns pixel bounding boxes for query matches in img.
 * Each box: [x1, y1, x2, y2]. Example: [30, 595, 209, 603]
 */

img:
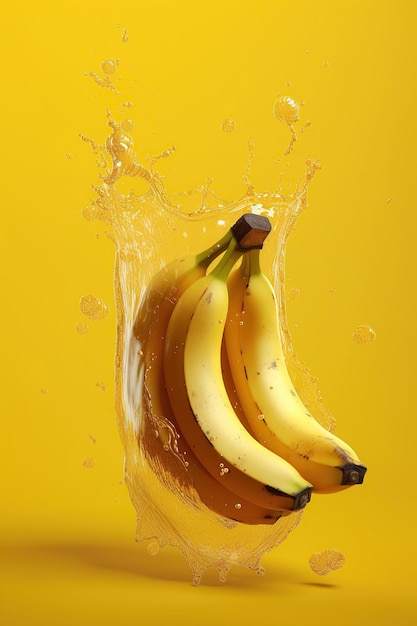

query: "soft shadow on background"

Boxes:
[2, 538, 309, 589]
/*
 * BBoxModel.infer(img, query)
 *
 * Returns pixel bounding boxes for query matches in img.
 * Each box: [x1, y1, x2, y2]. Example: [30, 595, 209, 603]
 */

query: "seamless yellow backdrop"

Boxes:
[1, 1, 416, 624]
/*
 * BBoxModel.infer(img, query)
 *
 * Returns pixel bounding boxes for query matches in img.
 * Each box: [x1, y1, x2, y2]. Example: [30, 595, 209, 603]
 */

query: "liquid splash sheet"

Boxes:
[83, 104, 363, 584]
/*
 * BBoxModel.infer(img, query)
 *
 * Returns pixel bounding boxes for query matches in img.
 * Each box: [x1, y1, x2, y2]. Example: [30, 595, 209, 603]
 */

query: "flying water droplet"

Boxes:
[147, 541, 160, 556]
[101, 59, 118, 75]
[273, 95, 301, 156]
[273, 95, 300, 125]
[309, 549, 345, 575]
[352, 324, 376, 345]
[82, 457, 96, 469]
[79, 295, 109, 321]
[221, 118, 236, 133]
[121, 118, 135, 132]
[288, 287, 300, 300]
[76, 322, 90, 335]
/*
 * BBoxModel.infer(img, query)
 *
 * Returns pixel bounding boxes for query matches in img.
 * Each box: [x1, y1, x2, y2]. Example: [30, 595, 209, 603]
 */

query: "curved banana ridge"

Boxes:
[225, 248, 367, 493]
[164, 229, 313, 513]
[141, 228, 285, 524]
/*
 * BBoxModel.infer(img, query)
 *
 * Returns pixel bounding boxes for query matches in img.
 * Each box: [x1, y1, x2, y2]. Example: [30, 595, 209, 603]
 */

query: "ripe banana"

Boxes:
[164, 219, 313, 512]
[225, 248, 367, 493]
[141, 227, 284, 524]
[133, 228, 234, 346]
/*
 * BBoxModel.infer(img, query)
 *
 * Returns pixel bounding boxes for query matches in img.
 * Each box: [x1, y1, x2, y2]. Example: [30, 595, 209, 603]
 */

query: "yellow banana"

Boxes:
[133, 229, 233, 346]
[141, 226, 284, 524]
[144, 332, 284, 525]
[164, 221, 313, 512]
[225, 248, 367, 494]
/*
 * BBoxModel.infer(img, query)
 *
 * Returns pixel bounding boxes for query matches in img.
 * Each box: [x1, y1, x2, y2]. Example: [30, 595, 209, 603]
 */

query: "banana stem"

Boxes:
[240, 248, 263, 283]
[211, 237, 243, 282]
[195, 230, 234, 269]
[247, 248, 262, 275]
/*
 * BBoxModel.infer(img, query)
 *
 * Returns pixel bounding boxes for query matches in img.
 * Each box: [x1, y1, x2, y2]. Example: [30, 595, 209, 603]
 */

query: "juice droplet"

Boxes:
[147, 541, 160, 556]
[221, 118, 236, 133]
[89, 434, 97, 444]
[352, 324, 376, 345]
[386, 196, 395, 204]
[323, 60, 330, 68]
[273, 95, 300, 125]
[101, 59, 118, 75]
[328, 287, 337, 295]
[301, 120, 312, 133]
[40, 388, 48, 395]
[95, 381, 107, 392]
[122, 27, 129, 42]
[76, 322, 90, 335]
[79, 295, 109, 321]
[65, 153, 73, 160]
[273, 96, 301, 156]
[243, 139, 256, 190]
[121, 118, 135, 132]
[288, 287, 300, 300]
[85, 60, 120, 92]
[234, 503, 242, 510]
[309, 549, 345, 575]
[82, 457, 96, 469]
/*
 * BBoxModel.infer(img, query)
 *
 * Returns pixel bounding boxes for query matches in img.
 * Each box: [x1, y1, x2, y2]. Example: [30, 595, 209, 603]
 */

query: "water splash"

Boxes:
[83, 110, 335, 584]
[273, 95, 301, 156]
[85, 59, 120, 91]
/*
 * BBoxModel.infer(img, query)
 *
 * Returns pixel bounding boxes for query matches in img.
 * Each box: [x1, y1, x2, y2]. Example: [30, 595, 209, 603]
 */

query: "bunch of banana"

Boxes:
[139, 213, 366, 526]
[139, 223, 288, 524]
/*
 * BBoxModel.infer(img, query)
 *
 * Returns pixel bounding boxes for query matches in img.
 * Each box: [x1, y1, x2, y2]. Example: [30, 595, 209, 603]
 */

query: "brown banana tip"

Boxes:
[231, 213, 272, 250]
[293, 486, 313, 510]
[341, 463, 367, 485]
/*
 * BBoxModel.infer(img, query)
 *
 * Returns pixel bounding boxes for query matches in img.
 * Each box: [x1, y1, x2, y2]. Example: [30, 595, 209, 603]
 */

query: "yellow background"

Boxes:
[1, 0, 416, 624]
